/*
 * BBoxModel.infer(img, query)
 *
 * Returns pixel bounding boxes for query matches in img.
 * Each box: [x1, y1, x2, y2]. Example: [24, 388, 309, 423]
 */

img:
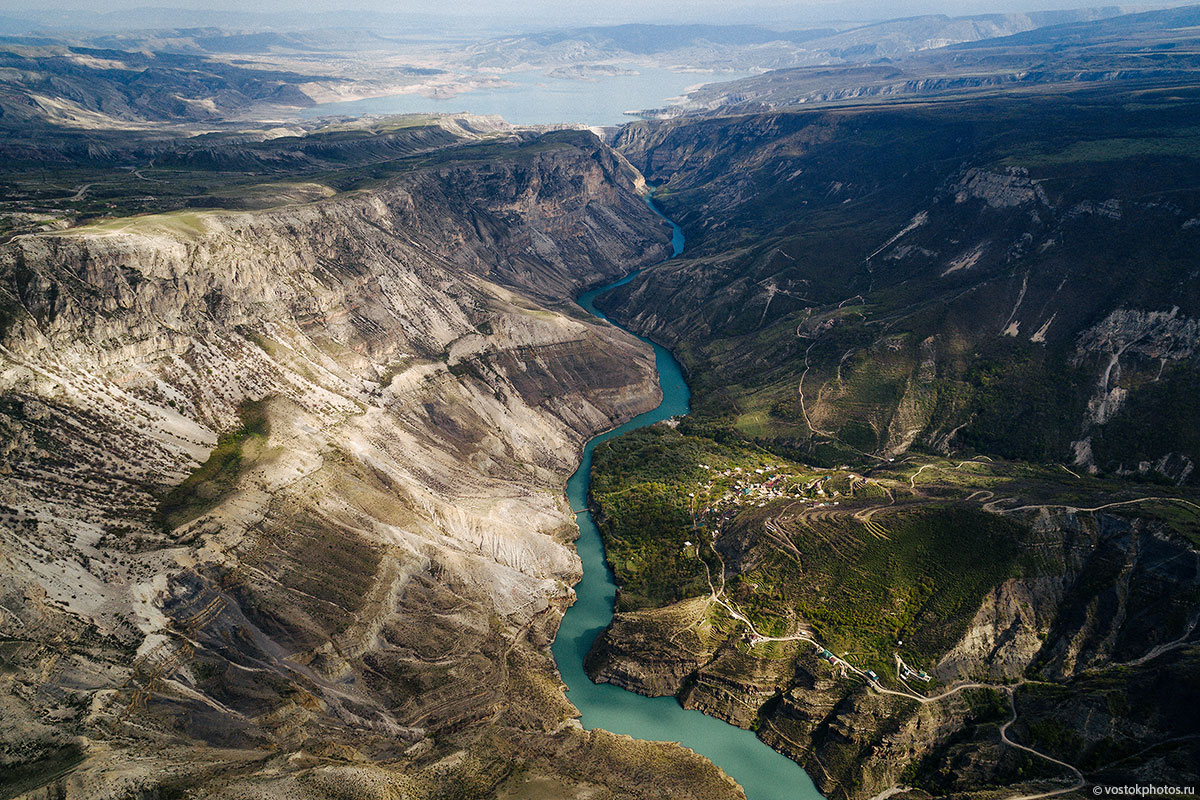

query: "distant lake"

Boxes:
[300, 67, 752, 126]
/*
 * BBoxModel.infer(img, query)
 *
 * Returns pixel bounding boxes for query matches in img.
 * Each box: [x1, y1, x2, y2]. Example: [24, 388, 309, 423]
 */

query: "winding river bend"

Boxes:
[552, 198, 823, 800]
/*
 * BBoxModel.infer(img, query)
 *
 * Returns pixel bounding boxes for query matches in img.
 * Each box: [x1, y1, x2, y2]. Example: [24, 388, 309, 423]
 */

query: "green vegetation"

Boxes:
[1122, 499, 1200, 548]
[1013, 128, 1200, 165]
[733, 503, 1023, 667]
[603, 84, 1200, 479]
[595, 479, 703, 610]
[1012, 650, 1200, 770]
[1091, 364, 1200, 486]
[592, 403, 1200, 683]
[1024, 719, 1085, 759]
[962, 687, 1010, 723]
[0, 742, 85, 800]
[588, 97, 1200, 773]
[591, 425, 776, 610]
[956, 338, 1093, 463]
[591, 424, 1030, 668]
[65, 209, 214, 238]
[155, 399, 270, 531]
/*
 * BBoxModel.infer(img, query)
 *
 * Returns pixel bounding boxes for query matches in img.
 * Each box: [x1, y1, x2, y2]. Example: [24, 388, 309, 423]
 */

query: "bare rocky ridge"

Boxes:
[0, 134, 743, 799]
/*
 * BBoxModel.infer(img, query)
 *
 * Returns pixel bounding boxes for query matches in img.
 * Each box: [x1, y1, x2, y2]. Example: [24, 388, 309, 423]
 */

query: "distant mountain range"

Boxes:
[465, 9, 1140, 71]
[0, 43, 321, 128]
[645, 3, 1200, 116]
[0, 8, 500, 35]
[0, 5, 1193, 130]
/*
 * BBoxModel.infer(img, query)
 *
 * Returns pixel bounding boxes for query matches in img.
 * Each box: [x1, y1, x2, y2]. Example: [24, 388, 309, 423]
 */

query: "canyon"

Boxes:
[3, 7, 1200, 799]
[0, 126, 746, 799]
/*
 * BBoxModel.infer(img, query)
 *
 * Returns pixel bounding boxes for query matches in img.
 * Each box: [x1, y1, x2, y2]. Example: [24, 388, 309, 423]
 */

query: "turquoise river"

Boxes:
[552, 198, 823, 800]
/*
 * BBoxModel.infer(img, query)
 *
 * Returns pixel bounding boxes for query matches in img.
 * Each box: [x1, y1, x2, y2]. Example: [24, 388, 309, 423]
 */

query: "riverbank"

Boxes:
[551, 197, 822, 800]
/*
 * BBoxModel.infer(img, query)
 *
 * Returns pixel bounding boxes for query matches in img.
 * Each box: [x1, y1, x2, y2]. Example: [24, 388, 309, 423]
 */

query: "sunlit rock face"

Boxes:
[0, 133, 743, 800]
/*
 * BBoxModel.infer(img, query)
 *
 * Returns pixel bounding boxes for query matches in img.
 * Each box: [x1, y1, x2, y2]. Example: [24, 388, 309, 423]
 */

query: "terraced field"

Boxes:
[592, 424, 1200, 681]
[725, 501, 1024, 670]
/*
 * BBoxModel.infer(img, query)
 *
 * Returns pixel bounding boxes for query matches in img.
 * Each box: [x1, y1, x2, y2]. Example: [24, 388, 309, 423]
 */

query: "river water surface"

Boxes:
[552, 199, 823, 800]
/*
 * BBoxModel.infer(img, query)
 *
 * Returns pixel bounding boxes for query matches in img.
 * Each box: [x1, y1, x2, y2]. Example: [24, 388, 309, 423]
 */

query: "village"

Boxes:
[686, 462, 847, 529]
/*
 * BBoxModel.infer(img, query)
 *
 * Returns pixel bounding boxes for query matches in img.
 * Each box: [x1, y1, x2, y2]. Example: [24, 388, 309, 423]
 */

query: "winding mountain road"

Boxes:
[698, 530, 1089, 800]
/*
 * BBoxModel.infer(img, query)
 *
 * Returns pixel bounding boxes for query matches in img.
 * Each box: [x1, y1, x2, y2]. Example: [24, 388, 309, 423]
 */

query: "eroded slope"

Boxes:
[0, 132, 742, 799]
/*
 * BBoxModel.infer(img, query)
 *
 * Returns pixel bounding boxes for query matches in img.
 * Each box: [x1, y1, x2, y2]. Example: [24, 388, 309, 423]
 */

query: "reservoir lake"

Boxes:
[301, 67, 751, 126]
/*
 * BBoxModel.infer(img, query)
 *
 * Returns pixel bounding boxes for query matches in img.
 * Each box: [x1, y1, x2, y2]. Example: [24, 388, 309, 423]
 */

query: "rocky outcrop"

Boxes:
[1071, 308, 1200, 480]
[586, 596, 721, 697]
[1076, 307, 1200, 370]
[952, 168, 1049, 209]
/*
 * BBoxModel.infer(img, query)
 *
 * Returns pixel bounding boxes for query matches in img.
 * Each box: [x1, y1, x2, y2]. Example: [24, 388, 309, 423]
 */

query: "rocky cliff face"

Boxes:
[0, 135, 742, 799]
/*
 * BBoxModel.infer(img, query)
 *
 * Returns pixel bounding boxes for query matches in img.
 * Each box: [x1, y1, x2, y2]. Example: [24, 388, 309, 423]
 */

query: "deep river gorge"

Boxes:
[552, 197, 823, 800]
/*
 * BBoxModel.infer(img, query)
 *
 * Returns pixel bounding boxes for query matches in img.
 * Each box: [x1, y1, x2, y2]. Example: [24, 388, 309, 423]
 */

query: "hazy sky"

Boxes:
[0, 0, 1191, 28]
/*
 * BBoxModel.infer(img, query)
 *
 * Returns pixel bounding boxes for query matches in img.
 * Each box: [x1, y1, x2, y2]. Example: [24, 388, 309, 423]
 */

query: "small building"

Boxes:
[867, 670, 879, 682]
